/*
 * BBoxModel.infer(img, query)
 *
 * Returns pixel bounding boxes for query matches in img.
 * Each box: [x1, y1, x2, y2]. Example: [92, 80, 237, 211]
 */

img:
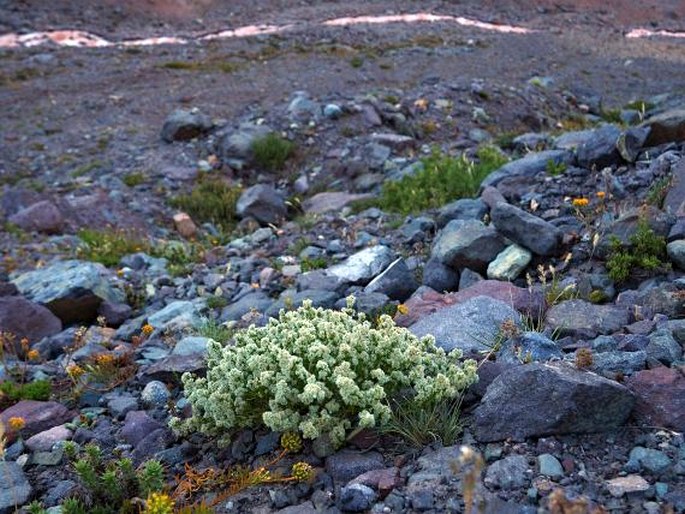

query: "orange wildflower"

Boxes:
[572, 198, 589, 207]
[7, 417, 25, 431]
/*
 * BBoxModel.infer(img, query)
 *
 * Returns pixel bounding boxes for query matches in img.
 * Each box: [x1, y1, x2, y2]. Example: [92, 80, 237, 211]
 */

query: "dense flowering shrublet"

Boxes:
[172, 299, 478, 447]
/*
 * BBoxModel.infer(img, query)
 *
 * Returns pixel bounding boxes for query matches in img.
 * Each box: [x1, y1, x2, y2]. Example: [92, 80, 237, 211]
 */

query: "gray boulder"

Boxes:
[236, 184, 287, 225]
[410, 295, 520, 354]
[421, 257, 460, 293]
[473, 363, 635, 442]
[487, 244, 532, 281]
[491, 203, 563, 256]
[11, 260, 124, 324]
[479, 150, 573, 190]
[431, 219, 506, 273]
[642, 108, 685, 146]
[497, 332, 562, 364]
[616, 126, 651, 163]
[364, 258, 418, 301]
[545, 299, 630, 339]
[576, 124, 622, 169]
[8, 200, 64, 234]
[328, 245, 394, 285]
[161, 109, 213, 142]
[0, 296, 62, 343]
[436, 198, 488, 228]
[0, 462, 32, 514]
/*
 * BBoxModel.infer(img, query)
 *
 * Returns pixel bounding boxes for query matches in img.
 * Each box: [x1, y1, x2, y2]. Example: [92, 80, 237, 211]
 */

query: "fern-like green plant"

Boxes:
[606, 219, 669, 283]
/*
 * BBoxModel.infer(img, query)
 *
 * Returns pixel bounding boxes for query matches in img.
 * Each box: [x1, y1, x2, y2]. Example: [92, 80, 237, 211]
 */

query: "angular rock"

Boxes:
[364, 258, 418, 301]
[545, 300, 630, 339]
[160, 109, 212, 142]
[172, 212, 198, 239]
[497, 332, 562, 364]
[326, 450, 384, 483]
[220, 292, 273, 322]
[576, 124, 622, 169]
[328, 245, 394, 285]
[491, 203, 563, 256]
[120, 411, 163, 447]
[484, 455, 530, 490]
[396, 280, 543, 327]
[400, 216, 435, 244]
[473, 363, 635, 442]
[370, 132, 415, 151]
[236, 184, 287, 225]
[626, 367, 685, 432]
[421, 258, 460, 293]
[553, 129, 596, 150]
[616, 126, 651, 163]
[266, 290, 339, 317]
[0, 462, 31, 514]
[340, 483, 377, 512]
[0, 296, 62, 343]
[11, 260, 124, 324]
[0, 401, 72, 440]
[25, 425, 72, 452]
[172, 336, 210, 356]
[436, 198, 488, 228]
[667, 240, 685, 270]
[606, 475, 650, 498]
[431, 219, 506, 273]
[537, 454, 564, 478]
[410, 296, 521, 354]
[646, 328, 682, 365]
[97, 300, 132, 327]
[642, 109, 685, 146]
[302, 192, 373, 215]
[595, 206, 675, 258]
[664, 158, 685, 216]
[8, 200, 63, 234]
[147, 300, 201, 332]
[627, 447, 672, 475]
[479, 150, 573, 190]
[487, 244, 532, 281]
[590, 350, 646, 376]
[139, 353, 206, 383]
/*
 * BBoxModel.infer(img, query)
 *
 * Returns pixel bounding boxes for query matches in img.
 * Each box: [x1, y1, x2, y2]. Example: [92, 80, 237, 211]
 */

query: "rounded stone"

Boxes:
[141, 380, 170, 408]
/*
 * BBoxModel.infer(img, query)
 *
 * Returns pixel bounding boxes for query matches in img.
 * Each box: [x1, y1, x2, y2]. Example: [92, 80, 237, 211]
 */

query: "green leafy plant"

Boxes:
[27, 501, 48, 514]
[545, 159, 567, 176]
[76, 228, 150, 267]
[169, 177, 242, 231]
[349, 55, 364, 68]
[122, 172, 146, 188]
[375, 146, 508, 215]
[606, 219, 669, 283]
[300, 256, 328, 272]
[250, 133, 295, 172]
[205, 295, 229, 310]
[194, 318, 232, 344]
[645, 176, 672, 208]
[172, 298, 478, 448]
[0, 379, 51, 406]
[62, 443, 165, 514]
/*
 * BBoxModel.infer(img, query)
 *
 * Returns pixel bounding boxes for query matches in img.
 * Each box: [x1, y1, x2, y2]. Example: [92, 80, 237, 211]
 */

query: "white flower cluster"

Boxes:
[171, 299, 478, 447]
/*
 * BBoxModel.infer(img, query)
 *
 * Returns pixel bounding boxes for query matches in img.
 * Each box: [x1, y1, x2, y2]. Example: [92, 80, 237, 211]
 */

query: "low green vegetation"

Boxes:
[122, 172, 146, 188]
[381, 396, 465, 447]
[194, 318, 233, 344]
[169, 177, 242, 232]
[606, 219, 669, 283]
[373, 145, 508, 215]
[546, 159, 567, 176]
[645, 176, 672, 208]
[59, 442, 165, 514]
[250, 133, 295, 172]
[76, 228, 150, 267]
[300, 256, 328, 272]
[172, 299, 477, 448]
[0, 379, 51, 408]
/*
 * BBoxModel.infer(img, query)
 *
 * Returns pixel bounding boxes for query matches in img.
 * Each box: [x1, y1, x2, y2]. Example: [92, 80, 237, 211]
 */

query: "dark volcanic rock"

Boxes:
[545, 300, 630, 338]
[236, 184, 287, 225]
[8, 200, 64, 234]
[431, 219, 506, 273]
[626, 367, 685, 432]
[0, 296, 62, 343]
[363, 257, 418, 301]
[576, 124, 622, 169]
[473, 363, 635, 442]
[161, 108, 213, 142]
[491, 202, 563, 256]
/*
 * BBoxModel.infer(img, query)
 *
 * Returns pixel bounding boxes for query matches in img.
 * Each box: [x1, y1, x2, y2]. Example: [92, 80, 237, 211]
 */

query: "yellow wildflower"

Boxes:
[66, 364, 85, 379]
[27, 349, 40, 361]
[144, 492, 175, 514]
[572, 197, 589, 207]
[396, 304, 409, 316]
[141, 324, 154, 337]
[596, 191, 606, 199]
[94, 353, 115, 366]
[7, 417, 25, 431]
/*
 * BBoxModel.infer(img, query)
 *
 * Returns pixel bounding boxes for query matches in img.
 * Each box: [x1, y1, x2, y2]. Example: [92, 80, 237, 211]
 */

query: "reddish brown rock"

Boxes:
[350, 467, 402, 498]
[0, 296, 62, 342]
[395, 280, 543, 327]
[625, 366, 685, 432]
[0, 401, 72, 442]
[173, 212, 198, 239]
[8, 200, 64, 234]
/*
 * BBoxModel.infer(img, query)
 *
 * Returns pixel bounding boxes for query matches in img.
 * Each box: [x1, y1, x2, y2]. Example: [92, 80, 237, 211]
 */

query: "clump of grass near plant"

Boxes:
[251, 133, 295, 171]
[606, 219, 669, 283]
[169, 178, 242, 232]
[76, 228, 150, 267]
[375, 145, 508, 215]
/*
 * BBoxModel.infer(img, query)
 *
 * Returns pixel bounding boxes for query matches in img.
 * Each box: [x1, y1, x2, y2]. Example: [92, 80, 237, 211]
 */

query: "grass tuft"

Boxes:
[169, 177, 242, 231]
[250, 133, 295, 172]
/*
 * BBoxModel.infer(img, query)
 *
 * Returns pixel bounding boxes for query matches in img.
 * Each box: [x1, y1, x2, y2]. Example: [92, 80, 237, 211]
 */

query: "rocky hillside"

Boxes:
[1, 2, 685, 513]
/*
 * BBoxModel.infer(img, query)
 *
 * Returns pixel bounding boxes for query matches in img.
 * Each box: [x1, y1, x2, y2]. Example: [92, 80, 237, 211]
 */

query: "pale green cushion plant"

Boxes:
[171, 298, 478, 448]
